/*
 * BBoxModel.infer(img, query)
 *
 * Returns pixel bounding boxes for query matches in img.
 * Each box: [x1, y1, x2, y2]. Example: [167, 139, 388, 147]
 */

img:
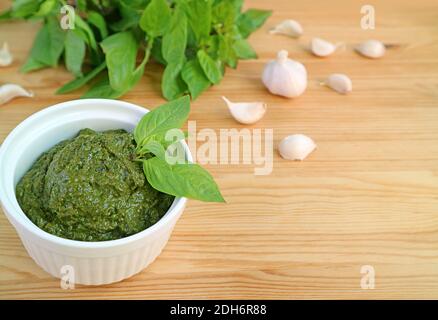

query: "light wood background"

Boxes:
[1, 0, 438, 299]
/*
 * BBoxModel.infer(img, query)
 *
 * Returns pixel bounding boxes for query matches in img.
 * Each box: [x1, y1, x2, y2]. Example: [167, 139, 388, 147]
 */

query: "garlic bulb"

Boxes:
[0, 43, 13, 67]
[222, 96, 267, 125]
[0, 84, 34, 105]
[310, 38, 337, 57]
[269, 19, 303, 38]
[355, 40, 386, 58]
[262, 50, 307, 98]
[325, 74, 352, 94]
[278, 134, 316, 161]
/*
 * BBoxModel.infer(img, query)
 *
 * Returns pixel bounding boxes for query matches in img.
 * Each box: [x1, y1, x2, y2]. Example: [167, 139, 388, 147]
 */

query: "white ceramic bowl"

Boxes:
[0, 99, 190, 285]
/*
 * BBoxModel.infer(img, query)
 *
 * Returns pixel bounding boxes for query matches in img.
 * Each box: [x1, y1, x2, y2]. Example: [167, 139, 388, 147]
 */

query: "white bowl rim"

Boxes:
[0, 98, 190, 249]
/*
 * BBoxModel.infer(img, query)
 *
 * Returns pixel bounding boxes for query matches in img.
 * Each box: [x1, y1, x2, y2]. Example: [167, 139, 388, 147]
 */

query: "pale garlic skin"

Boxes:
[270, 19, 303, 38]
[356, 40, 386, 58]
[262, 50, 307, 98]
[326, 73, 352, 94]
[0, 84, 34, 105]
[311, 38, 336, 57]
[278, 134, 316, 161]
[222, 96, 267, 125]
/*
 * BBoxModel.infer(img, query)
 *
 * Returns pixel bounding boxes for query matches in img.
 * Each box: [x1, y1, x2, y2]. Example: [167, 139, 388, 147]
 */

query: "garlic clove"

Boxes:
[355, 40, 386, 58]
[310, 38, 337, 57]
[0, 84, 34, 105]
[222, 96, 267, 125]
[325, 73, 352, 94]
[0, 43, 13, 67]
[278, 134, 316, 161]
[262, 50, 307, 98]
[269, 19, 303, 38]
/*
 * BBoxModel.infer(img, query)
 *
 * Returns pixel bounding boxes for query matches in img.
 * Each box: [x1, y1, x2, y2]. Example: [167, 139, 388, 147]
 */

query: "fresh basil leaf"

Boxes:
[100, 31, 138, 92]
[128, 40, 152, 89]
[22, 18, 65, 69]
[184, 46, 198, 60]
[134, 95, 190, 146]
[233, 39, 257, 59]
[83, 36, 150, 99]
[124, 0, 151, 10]
[0, 9, 12, 21]
[181, 0, 212, 44]
[75, 15, 98, 52]
[162, 6, 187, 65]
[65, 30, 86, 77]
[138, 140, 166, 160]
[143, 157, 225, 203]
[11, 0, 42, 18]
[218, 35, 237, 69]
[20, 57, 48, 73]
[139, 0, 171, 37]
[197, 50, 222, 84]
[162, 62, 187, 100]
[181, 59, 211, 99]
[56, 61, 106, 94]
[87, 11, 108, 39]
[111, 1, 140, 32]
[205, 35, 220, 59]
[213, 0, 243, 13]
[212, 0, 236, 32]
[230, 0, 244, 14]
[237, 9, 272, 38]
[151, 38, 166, 65]
[3, 0, 269, 102]
[46, 17, 66, 64]
[34, 0, 57, 17]
[75, 37, 149, 98]
[76, 0, 87, 11]
[81, 76, 124, 99]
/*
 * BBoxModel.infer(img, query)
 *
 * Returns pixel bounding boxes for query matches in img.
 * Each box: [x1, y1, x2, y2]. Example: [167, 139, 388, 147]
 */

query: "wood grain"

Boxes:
[1, 0, 438, 299]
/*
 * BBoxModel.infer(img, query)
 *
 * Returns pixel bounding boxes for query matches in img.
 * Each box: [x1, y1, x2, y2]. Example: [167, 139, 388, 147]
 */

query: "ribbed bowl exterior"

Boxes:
[4, 204, 184, 285]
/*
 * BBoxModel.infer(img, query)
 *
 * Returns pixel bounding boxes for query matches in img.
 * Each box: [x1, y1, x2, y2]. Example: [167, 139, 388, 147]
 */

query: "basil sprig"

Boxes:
[135, 96, 225, 203]
[1, 0, 271, 101]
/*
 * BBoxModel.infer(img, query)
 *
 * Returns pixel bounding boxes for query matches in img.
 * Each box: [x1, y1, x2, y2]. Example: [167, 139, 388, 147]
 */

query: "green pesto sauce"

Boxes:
[15, 129, 174, 242]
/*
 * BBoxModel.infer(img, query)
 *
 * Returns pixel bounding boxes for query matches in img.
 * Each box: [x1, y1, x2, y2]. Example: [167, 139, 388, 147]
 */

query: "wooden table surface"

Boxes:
[1, 0, 438, 299]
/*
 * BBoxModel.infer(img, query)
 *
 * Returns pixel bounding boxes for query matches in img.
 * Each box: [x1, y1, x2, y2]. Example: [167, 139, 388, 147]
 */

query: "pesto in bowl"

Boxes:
[15, 128, 174, 242]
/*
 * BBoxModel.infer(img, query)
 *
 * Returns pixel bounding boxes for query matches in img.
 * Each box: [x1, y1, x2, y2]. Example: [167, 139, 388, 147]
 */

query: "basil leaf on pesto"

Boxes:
[138, 140, 167, 161]
[134, 95, 190, 146]
[143, 157, 225, 203]
[134, 96, 225, 203]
